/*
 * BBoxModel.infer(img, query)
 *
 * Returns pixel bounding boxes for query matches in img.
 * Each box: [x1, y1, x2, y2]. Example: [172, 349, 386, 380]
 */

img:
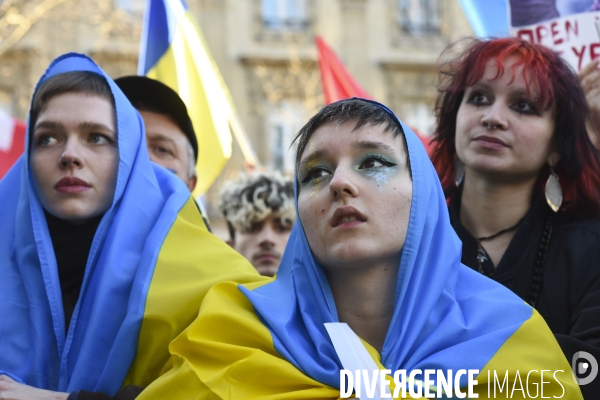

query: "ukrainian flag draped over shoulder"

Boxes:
[0, 53, 260, 394]
[139, 0, 236, 196]
[138, 99, 582, 399]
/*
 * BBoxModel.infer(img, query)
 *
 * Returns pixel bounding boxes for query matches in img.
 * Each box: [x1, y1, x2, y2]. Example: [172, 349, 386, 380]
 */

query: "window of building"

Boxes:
[399, 0, 440, 35]
[261, 0, 308, 31]
[266, 101, 306, 173]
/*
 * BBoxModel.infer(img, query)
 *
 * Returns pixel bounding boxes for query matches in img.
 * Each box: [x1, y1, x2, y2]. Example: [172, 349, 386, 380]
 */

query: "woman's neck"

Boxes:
[326, 258, 399, 353]
[459, 170, 535, 265]
[460, 171, 535, 236]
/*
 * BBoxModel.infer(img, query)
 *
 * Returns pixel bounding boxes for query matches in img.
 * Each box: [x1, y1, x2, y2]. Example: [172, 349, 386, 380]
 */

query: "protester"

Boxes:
[115, 76, 197, 192]
[136, 98, 581, 399]
[0, 53, 262, 399]
[219, 171, 294, 276]
[432, 37, 600, 398]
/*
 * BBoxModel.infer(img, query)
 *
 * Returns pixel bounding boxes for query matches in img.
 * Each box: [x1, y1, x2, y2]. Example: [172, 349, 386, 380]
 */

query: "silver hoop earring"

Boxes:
[545, 166, 563, 212]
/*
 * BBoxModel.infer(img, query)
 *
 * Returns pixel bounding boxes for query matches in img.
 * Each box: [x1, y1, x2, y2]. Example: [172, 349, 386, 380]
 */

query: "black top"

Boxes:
[45, 213, 144, 400]
[45, 211, 102, 331]
[449, 188, 600, 398]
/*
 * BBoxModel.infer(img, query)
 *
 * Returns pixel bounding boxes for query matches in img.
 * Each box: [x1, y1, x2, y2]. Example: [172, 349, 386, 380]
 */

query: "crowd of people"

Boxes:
[0, 36, 599, 399]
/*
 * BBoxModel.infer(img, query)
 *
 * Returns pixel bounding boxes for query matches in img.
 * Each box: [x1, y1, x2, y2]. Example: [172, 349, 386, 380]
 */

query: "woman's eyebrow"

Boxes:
[468, 81, 492, 92]
[78, 121, 115, 134]
[352, 140, 396, 153]
[298, 148, 330, 171]
[509, 88, 538, 100]
[34, 120, 63, 132]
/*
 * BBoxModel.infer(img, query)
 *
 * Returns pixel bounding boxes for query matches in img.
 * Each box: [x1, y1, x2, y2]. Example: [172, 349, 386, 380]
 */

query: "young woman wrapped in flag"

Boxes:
[137, 98, 583, 399]
[0, 53, 263, 400]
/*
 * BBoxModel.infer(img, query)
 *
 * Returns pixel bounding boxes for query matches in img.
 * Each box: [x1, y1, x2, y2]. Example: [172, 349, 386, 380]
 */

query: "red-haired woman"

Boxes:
[432, 37, 600, 397]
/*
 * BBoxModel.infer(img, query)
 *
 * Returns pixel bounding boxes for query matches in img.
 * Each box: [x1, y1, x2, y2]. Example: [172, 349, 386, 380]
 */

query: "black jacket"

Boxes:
[449, 189, 600, 398]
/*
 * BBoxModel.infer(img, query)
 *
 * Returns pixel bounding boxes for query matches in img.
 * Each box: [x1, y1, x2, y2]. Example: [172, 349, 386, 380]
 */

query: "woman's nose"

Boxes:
[329, 166, 358, 201]
[480, 102, 508, 131]
[59, 139, 83, 168]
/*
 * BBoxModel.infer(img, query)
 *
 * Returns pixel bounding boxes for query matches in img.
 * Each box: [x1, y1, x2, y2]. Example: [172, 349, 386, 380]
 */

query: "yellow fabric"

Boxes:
[124, 198, 263, 387]
[147, 11, 238, 196]
[138, 277, 583, 399]
[137, 280, 342, 399]
[359, 311, 581, 399]
[471, 309, 582, 399]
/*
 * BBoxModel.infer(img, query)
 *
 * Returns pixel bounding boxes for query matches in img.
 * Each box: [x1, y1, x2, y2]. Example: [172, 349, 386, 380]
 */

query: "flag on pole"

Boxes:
[315, 36, 370, 104]
[0, 110, 26, 180]
[138, 0, 258, 196]
[315, 36, 434, 154]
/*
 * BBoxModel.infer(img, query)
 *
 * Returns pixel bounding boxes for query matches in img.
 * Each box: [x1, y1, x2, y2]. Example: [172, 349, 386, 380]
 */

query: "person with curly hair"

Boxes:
[219, 171, 295, 276]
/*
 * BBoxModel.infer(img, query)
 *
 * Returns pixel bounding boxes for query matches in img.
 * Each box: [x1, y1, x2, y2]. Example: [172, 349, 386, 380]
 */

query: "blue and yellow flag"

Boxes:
[137, 99, 583, 399]
[139, 0, 257, 196]
[0, 53, 262, 394]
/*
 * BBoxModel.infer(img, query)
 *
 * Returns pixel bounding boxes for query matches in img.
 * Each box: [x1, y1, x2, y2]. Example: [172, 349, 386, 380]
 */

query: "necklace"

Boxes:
[476, 218, 523, 274]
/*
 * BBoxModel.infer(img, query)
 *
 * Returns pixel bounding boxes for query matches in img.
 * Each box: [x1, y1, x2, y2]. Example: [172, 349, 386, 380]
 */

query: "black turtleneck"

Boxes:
[45, 211, 103, 331]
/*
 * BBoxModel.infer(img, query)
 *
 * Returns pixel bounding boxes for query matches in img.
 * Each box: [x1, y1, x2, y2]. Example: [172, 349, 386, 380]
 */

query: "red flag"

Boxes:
[315, 36, 433, 154]
[316, 36, 370, 104]
[0, 110, 26, 179]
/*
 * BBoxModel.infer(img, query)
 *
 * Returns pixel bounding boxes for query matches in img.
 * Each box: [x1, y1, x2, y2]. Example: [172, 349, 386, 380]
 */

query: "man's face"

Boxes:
[233, 213, 292, 277]
[139, 110, 196, 191]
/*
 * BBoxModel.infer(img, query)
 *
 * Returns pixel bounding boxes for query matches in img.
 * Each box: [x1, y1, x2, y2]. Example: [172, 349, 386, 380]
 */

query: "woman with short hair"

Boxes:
[432, 37, 600, 398]
[137, 98, 582, 399]
[0, 53, 260, 399]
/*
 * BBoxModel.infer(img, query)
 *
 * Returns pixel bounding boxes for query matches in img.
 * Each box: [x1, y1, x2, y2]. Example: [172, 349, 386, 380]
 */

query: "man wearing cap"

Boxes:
[115, 76, 198, 192]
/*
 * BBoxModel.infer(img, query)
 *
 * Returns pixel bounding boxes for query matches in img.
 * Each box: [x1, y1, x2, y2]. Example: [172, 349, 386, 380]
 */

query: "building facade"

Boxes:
[0, 0, 472, 228]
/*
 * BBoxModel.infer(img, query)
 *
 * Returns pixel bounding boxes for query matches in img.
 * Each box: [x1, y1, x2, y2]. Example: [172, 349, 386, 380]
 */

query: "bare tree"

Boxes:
[0, 0, 142, 58]
[0, 0, 142, 119]
[0, 0, 74, 57]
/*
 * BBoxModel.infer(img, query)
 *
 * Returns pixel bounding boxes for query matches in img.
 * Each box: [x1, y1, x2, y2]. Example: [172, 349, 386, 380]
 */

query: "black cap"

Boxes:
[115, 75, 198, 163]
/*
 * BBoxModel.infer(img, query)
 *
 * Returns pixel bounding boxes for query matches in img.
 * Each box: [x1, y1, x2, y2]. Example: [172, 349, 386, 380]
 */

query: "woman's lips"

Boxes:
[474, 135, 508, 150]
[54, 176, 91, 193]
[331, 206, 367, 229]
[335, 218, 364, 229]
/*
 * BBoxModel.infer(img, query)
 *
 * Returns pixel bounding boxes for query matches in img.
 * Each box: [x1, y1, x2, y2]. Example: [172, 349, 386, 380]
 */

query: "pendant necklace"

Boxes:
[476, 218, 523, 274]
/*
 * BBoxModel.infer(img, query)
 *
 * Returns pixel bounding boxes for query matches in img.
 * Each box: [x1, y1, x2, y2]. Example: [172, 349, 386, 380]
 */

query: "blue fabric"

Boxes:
[240, 98, 533, 389]
[458, 0, 510, 37]
[0, 53, 192, 394]
[138, 0, 188, 75]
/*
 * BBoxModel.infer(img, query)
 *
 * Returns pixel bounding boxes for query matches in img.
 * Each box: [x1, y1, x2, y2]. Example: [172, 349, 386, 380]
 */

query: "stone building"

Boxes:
[0, 0, 472, 231]
[0, 0, 142, 119]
